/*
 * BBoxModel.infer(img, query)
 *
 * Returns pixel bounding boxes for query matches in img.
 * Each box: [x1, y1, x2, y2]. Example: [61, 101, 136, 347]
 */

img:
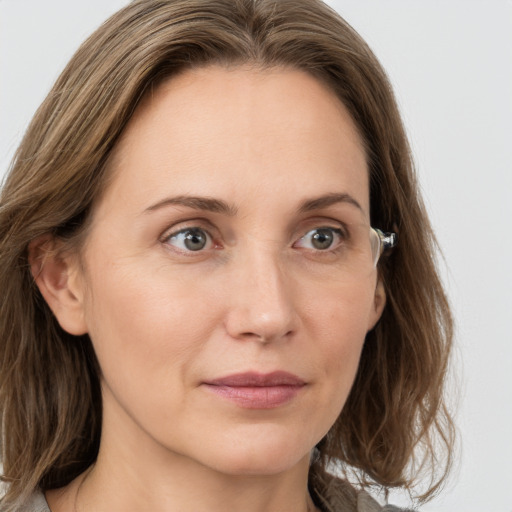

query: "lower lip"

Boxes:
[203, 384, 304, 409]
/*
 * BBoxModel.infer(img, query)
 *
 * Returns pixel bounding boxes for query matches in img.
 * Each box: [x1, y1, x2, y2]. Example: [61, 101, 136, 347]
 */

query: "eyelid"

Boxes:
[159, 218, 218, 242]
[297, 212, 351, 226]
[294, 215, 350, 235]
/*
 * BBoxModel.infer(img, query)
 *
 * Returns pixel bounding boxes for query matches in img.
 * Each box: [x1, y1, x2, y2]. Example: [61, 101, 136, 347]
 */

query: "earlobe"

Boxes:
[28, 236, 88, 336]
[367, 278, 386, 332]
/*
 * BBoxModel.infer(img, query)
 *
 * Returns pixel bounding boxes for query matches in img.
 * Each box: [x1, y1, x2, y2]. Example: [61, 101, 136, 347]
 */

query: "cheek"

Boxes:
[81, 256, 221, 393]
[300, 279, 376, 414]
[303, 276, 376, 349]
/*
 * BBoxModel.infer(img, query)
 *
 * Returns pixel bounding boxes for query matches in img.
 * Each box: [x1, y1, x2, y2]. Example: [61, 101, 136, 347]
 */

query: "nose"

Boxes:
[223, 249, 297, 344]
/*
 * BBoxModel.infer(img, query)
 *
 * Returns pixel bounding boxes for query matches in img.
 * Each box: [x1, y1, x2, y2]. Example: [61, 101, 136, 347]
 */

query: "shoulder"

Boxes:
[0, 490, 50, 512]
[310, 469, 415, 512]
[356, 490, 415, 512]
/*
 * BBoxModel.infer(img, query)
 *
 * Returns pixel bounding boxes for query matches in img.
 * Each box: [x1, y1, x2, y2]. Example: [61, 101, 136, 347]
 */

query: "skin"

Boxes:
[33, 66, 385, 512]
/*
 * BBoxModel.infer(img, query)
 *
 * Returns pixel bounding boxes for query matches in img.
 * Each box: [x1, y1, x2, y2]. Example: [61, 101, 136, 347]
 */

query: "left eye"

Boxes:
[294, 227, 344, 251]
[165, 228, 213, 252]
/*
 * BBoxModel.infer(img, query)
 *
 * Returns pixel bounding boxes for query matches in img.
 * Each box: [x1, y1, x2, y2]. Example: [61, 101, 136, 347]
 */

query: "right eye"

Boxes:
[164, 227, 214, 252]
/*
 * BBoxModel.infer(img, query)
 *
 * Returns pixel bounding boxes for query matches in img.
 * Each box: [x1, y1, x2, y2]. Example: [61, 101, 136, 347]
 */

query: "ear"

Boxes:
[367, 278, 386, 331]
[28, 236, 88, 336]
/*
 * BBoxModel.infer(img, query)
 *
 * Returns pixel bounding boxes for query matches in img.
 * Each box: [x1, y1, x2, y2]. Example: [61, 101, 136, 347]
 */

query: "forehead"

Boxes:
[101, 65, 369, 217]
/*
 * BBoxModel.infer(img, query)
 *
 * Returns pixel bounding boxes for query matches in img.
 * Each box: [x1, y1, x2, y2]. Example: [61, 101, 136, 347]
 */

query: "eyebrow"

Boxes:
[144, 195, 238, 216]
[298, 193, 363, 214]
[144, 192, 363, 216]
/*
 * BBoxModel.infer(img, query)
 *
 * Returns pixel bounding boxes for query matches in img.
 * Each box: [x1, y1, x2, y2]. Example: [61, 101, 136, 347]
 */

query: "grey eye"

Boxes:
[167, 228, 212, 252]
[295, 227, 343, 251]
[311, 228, 334, 249]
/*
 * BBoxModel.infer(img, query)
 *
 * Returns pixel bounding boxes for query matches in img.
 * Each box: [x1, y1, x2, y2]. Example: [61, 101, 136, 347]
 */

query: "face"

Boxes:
[55, 66, 385, 477]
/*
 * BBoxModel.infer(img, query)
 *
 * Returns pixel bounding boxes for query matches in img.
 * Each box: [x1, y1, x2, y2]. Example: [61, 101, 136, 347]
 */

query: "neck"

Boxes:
[46, 398, 319, 512]
[47, 456, 317, 512]
[77, 458, 316, 512]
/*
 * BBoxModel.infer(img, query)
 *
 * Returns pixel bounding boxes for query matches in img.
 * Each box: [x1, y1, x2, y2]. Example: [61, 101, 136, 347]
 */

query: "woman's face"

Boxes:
[65, 66, 385, 476]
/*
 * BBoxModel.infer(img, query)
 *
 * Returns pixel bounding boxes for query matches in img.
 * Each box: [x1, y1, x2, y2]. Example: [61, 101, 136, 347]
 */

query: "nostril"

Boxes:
[237, 329, 294, 344]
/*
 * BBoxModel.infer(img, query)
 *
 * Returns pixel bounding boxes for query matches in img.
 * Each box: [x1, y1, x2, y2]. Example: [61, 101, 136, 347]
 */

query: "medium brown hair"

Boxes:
[0, 0, 454, 508]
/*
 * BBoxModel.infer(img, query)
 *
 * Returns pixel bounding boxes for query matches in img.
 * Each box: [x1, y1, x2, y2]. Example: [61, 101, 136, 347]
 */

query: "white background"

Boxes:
[1, 1, 511, 511]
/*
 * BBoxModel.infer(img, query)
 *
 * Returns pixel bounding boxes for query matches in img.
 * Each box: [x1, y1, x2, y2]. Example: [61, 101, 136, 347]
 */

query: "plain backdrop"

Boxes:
[1, 1, 511, 511]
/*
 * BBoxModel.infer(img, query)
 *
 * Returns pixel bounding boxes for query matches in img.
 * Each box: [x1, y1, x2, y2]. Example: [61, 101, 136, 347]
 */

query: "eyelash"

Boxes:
[293, 227, 347, 252]
[160, 225, 217, 255]
[160, 224, 349, 256]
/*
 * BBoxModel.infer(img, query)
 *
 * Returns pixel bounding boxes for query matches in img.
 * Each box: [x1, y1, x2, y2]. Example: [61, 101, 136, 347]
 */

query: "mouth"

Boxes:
[202, 371, 306, 409]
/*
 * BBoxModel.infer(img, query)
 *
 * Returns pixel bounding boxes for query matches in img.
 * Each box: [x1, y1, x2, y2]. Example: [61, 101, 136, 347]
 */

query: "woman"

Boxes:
[0, 0, 454, 511]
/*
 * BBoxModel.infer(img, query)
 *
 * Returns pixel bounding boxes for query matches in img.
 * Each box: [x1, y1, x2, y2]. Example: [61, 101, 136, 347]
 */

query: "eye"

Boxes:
[294, 227, 345, 251]
[165, 227, 213, 252]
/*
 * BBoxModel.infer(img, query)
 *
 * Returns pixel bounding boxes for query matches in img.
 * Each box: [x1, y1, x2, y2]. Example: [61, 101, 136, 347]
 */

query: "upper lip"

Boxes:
[204, 371, 305, 387]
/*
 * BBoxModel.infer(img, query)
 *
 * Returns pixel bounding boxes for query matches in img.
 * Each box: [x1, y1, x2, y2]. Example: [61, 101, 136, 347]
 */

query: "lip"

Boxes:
[202, 371, 306, 409]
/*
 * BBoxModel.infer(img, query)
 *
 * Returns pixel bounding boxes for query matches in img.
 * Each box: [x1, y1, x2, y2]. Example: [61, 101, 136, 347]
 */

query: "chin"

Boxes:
[212, 450, 309, 477]
[193, 426, 315, 477]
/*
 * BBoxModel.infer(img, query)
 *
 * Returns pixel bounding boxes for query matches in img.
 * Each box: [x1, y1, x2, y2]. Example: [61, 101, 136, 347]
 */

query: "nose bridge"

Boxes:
[225, 242, 296, 342]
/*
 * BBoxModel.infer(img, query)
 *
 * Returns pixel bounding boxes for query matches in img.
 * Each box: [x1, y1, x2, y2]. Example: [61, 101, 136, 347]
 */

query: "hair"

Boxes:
[0, 0, 455, 509]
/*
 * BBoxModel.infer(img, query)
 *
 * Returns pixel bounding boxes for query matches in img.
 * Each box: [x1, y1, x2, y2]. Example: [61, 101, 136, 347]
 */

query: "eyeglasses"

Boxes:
[315, 223, 396, 281]
[370, 228, 397, 267]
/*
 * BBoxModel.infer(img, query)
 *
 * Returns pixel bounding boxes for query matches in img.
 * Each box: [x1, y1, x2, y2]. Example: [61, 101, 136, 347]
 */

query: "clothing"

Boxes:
[308, 466, 414, 512]
[13, 492, 48, 512]
[12, 488, 414, 512]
